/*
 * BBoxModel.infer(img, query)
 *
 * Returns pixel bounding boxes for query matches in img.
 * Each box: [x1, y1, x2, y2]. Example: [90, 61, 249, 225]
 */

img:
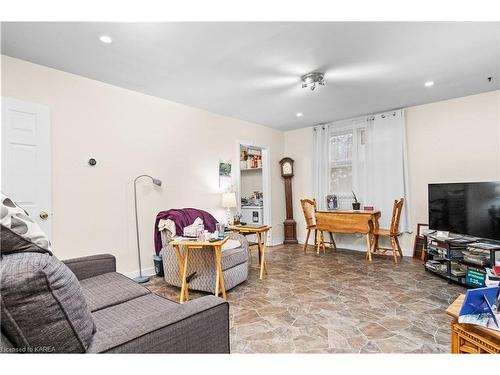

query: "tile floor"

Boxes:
[145, 244, 464, 353]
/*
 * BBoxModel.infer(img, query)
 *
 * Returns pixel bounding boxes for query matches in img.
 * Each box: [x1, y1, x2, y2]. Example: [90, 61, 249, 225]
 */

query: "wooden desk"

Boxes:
[315, 210, 381, 261]
[446, 294, 500, 353]
[169, 237, 228, 303]
[229, 225, 271, 279]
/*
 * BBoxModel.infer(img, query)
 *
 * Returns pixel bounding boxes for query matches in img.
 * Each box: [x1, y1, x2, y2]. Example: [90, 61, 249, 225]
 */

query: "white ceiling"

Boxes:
[2, 22, 499, 130]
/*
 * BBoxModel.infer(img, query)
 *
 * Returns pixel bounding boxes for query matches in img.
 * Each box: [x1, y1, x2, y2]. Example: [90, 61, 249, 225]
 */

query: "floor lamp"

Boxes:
[134, 174, 162, 283]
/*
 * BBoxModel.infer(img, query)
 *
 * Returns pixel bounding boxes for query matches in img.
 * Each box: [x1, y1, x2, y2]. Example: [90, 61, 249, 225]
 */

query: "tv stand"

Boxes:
[423, 232, 500, 288]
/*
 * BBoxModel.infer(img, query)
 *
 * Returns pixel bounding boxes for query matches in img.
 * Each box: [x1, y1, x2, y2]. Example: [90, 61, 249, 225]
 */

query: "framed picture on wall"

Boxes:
[326, 195, 338, 210]
[219, 161, 232, 190]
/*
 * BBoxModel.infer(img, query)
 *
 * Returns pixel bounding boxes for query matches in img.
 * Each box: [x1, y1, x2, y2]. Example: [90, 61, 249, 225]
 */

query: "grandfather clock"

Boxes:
[279, 157, 298, 244]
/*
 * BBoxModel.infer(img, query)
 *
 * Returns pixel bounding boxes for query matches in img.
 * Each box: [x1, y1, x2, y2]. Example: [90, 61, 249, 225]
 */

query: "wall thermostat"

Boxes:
[88, 158, 97, 166]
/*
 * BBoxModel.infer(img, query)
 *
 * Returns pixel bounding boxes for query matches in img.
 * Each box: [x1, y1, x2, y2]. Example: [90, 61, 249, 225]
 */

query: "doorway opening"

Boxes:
[236, 141, 272, 244]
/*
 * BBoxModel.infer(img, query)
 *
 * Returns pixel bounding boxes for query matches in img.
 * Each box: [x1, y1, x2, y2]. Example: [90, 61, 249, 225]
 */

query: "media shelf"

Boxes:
[423, 233, 500, 288]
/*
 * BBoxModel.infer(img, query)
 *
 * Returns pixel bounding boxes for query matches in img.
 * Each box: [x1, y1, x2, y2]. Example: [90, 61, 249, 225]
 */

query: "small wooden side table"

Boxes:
[446, 294, 500, 354]
[169, 237, 228, 303]
[229, 225, 271, 279]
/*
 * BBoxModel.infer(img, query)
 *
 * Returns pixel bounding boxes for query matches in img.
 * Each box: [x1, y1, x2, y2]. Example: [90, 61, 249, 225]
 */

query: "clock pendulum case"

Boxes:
[279, 157, 298, 244]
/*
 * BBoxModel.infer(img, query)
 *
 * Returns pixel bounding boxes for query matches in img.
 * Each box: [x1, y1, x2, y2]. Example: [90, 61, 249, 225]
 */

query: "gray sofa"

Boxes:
[1, 252, 230, 353]
[160, 230, 249, 293]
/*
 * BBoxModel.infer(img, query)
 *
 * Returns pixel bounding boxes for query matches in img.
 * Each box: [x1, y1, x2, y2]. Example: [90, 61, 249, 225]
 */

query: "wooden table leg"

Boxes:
[315, 230, 320, 255]
[173, 245, 186, 303]
[329, 232, 336, 250]
[214, 245, 227, 300]
[257, 231, 268, 279]
[262, 231, 268, 275]
[180, 247, 190, 303]
[365, 234, 372, 261]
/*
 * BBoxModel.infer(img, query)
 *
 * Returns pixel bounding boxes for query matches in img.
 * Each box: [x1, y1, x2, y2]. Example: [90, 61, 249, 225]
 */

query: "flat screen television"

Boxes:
[428, 181, 500, 240]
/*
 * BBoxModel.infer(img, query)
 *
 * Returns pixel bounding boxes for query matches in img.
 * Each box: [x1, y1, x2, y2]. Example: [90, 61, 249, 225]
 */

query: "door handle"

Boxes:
[39, 211, 49, 220]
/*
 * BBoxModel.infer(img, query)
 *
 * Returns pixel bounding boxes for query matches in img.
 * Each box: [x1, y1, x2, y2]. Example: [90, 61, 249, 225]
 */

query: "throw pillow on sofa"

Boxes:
[0, 193, 52, 255]
[1, 193, 95, 352]
[1, 252, 96, 353]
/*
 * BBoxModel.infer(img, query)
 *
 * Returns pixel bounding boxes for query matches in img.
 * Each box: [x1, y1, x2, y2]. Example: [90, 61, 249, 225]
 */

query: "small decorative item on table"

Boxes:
[233, 212, 241, 225]
[215, 223, 226, 239]
[352, 190, 361, 210]
[326, 194, 338, 210]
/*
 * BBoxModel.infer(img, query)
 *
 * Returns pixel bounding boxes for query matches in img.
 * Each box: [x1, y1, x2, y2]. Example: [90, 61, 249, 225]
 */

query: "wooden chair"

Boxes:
[300, 198, 336, 254]
[371, 198, 404, 263]
[300, 198, 317, 253]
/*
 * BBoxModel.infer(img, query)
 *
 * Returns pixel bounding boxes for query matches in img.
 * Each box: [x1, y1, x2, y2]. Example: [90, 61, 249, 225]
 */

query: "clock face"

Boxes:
[283, 162, 292, 175]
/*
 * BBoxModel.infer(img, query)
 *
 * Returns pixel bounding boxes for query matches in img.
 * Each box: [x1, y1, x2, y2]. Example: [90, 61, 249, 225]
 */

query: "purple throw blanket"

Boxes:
[154, 208, 218, 255]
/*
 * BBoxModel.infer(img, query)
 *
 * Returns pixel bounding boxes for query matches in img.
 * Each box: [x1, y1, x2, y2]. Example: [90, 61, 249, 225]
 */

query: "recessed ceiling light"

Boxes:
[296, 112, 303, 117]
[99, 35, 113, 44]
[424, 81, 434, 87]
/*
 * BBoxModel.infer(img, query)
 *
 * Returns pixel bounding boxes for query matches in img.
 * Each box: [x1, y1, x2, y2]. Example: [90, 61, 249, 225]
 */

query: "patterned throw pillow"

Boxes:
[0, 193, 52, 255]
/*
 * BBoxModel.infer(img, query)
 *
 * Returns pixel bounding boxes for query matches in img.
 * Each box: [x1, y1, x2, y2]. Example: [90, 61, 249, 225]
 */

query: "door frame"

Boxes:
[235, 140, 272, 244]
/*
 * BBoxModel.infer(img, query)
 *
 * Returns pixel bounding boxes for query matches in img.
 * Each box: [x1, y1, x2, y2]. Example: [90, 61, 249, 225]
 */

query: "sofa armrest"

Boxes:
[101, 295, 230, 353]
[63, 254, 116, 280]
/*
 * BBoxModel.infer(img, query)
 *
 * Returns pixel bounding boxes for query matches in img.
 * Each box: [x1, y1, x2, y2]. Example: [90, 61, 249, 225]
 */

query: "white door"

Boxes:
[1, 97, 51, 235]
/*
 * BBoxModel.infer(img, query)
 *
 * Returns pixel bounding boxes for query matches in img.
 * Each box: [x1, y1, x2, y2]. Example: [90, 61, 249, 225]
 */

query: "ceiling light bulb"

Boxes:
[99, 35, 113, 44]
[424, 81, 434, 87]
[296, 112, 303, 117]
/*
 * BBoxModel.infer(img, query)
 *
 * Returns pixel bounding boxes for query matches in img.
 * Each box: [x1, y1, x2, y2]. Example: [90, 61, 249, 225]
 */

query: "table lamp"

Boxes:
[222, 192, 237, 224]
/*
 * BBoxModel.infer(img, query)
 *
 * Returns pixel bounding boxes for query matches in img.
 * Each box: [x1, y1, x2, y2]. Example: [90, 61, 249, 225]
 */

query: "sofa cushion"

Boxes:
[0, 193, 52, 255]
[0, 252, 95, 353]
[221, 246, 248, 270]
[87, 294, 227, 353]
[80, 272, 151, 312]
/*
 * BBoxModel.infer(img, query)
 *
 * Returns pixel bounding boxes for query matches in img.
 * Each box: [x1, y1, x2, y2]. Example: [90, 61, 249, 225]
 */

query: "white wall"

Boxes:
[1, 55, 285, 274]
[285, 90, 500, 256]
[3, 54, 498, 267]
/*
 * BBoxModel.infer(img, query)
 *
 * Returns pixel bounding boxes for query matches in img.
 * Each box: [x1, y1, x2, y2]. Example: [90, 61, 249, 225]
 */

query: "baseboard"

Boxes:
[125, 267, 156, 280]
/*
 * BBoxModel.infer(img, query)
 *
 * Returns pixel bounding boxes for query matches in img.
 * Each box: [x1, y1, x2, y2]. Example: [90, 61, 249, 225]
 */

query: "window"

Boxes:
[329, 127, 366, 195]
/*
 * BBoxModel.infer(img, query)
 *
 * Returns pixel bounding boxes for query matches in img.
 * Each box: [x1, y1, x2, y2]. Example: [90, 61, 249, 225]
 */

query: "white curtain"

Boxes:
[365, 110, 411, 231]
[312, 109, 411, 232]
[312, 125, 330, 210]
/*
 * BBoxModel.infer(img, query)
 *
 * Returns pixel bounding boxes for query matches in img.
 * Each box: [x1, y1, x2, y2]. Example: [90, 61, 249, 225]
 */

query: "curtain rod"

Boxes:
[313, 109, 401, 130]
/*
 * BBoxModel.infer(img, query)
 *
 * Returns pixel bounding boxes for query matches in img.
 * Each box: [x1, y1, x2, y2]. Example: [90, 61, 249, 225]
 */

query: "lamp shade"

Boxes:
[222, 192, 237, 208]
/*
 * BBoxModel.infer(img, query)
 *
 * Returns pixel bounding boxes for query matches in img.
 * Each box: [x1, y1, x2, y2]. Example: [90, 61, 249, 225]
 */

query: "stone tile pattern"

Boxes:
[145, 244, 464, 353]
